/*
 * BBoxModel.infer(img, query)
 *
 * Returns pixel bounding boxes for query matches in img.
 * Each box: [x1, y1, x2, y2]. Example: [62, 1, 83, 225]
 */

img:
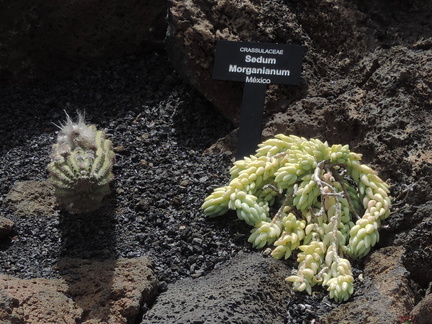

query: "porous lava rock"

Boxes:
[141, 252, 293, 324]
[262, 44, 432, 204]
[0, 257, 158, 324]
[167, 0, 432, 204]
[320, 246, 418, 324]
[0, 217, 14, 239]
[167, 0, 431, 129]
[4, 181, 57, 217]
[402, 202, 432, 287]
[166, 0, 309, 123]
[0, 275, 82, 323]
[411, 292, 432, 324]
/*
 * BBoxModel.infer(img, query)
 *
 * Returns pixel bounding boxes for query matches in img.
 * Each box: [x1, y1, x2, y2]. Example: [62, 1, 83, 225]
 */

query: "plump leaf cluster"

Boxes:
[202, 134, 391, 302]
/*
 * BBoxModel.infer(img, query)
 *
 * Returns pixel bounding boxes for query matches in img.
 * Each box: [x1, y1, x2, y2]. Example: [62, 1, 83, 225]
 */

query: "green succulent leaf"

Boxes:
[202, 134, 391, 302]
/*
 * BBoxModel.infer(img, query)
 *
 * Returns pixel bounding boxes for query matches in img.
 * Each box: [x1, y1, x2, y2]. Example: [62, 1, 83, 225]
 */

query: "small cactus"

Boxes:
[48, 112, 115, 213]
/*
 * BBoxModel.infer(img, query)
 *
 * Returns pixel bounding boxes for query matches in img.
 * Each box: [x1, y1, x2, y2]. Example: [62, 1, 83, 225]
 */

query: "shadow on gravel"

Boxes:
[57, 196, 117, 323]
[171, 93, 234, 152]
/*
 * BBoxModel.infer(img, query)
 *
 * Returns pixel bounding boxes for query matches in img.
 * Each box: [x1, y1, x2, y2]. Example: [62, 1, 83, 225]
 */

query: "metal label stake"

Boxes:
[236, 82, 267, 159]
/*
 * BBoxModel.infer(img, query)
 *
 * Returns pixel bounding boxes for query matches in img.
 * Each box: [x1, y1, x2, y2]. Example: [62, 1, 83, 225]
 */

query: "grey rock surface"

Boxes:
[166, 0, 310, 123]
[320, 246, 418, 324]
[142, 252, 293, 324]
[402, 202, 432, 287]
[411, 292, 432, 324]
[262, 45, 432, 204]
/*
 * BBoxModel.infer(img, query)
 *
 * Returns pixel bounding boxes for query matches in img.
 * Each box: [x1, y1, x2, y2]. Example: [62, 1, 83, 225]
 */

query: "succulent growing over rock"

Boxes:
[202, 134, 391, 302]
[48, 112, 115, 213]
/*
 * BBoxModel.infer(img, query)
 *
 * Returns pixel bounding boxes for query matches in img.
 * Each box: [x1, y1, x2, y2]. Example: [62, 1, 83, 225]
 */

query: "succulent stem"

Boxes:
[202, 134, 391, 301]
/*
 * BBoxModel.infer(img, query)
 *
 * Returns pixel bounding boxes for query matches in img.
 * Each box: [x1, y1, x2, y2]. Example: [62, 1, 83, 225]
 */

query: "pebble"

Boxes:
[0, 51, 239, 288]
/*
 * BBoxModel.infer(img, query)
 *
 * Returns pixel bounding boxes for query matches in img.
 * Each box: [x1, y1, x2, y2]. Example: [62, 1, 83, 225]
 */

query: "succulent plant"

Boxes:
[48, 112, 115, 213]
[202, 134, 391, 302]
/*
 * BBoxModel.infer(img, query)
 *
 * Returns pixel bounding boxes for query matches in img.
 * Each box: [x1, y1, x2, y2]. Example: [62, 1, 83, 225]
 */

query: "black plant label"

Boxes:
[213, 40, 304, 85]
[212, 40, 304, 159]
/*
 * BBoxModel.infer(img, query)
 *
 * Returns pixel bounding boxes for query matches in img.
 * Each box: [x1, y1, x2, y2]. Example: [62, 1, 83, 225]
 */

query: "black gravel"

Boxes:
[0, 50, 260, 286]
[0, 50, 347, 323]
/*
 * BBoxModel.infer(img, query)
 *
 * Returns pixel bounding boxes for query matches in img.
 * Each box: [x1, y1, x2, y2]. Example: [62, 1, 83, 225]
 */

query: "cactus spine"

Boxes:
[48, 112, 115, 213]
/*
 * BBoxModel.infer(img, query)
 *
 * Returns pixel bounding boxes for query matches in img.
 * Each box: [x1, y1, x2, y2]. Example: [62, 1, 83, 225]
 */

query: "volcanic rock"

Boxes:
[142, 252, 293, 324]
[0, 216, 14, 239]
[0, 257, 158, 324]
[320, 246, 418, 324]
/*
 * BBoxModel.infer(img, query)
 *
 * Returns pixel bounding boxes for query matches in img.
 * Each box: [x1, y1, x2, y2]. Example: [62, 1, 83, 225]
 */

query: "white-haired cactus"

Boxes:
[202, 134, 391, 302]
[48, 112, 115, 213]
